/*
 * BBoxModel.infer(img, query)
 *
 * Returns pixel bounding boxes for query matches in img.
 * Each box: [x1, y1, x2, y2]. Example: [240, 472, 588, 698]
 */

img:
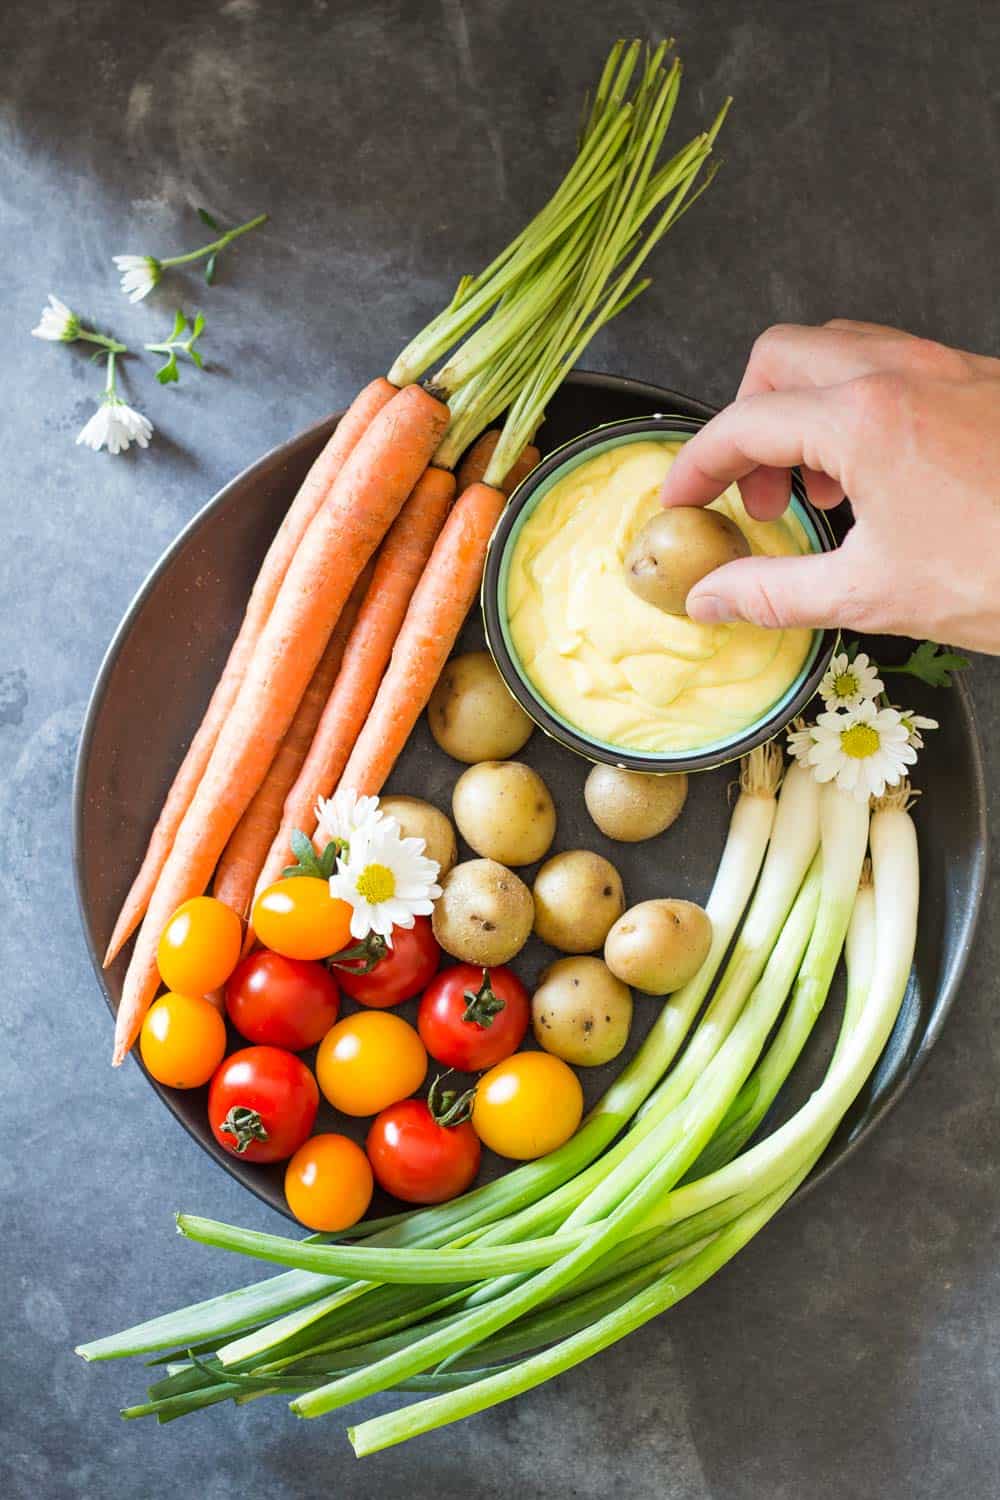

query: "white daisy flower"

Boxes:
[31, 294, 80, 342]
[76, 395, 153, 455]
[785, 718, 816, 766]
[329, 818, 441, 944]
[897, 708, 939, 751]
[807, 700, 917, 801]
[113, 253, 162, 303]
[819, 651, 884, 711]
[315, 787, 392, 851]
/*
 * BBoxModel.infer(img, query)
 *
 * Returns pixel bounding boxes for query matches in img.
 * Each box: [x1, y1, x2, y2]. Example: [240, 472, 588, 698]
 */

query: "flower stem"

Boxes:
[79, 331, 127, 356]
[160, 213, 268, 269]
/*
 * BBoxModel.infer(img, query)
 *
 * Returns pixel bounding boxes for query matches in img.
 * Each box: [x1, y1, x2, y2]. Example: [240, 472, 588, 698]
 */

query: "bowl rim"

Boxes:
[482, 411, 839, 773]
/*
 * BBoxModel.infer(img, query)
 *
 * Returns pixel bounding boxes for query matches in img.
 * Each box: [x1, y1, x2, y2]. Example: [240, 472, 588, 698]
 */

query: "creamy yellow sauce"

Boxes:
[506, 440, 814, 754]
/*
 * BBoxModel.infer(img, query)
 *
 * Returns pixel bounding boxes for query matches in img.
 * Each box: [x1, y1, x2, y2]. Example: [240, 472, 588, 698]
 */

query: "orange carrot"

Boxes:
[113, 384, 449, 1063]
[211, 563, 372, 920]
[456, 430, 541, 495]
[337, 481, 507, 798]
[254, 466, 457, 900]
[102, 377, 397, 967]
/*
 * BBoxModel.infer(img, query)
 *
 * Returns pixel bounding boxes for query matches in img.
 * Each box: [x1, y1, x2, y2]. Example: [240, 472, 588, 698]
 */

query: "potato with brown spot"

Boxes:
[431, 858, 534, 966]
[531, 955, 632, 1066]
[604, 898, 712, 994]
[584, 764, 687, 842]
[452, 761, 556, 866]
[624, 507, 750, 616]
[428, 651, 534, 763]
[532, 850, 625, 953]
[378, 795, 457, 876]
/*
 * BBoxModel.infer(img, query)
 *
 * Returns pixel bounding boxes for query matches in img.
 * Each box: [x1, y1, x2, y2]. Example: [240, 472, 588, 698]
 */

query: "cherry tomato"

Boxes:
[367, 1095, 481, 1204]
[140, 991, 227, 1089]
[335, 917, 440, 1009]
[208, 1046, 319, 1163]
[471, 1052, 583, 1160]
[225, 950, 340, 1050]
[417, 964, 529, 1071]
[315, 1011, 426, 1117]
[252, 877, 353, 961]
[285, 1134, 374, 1231]
[157, 896, 243, 995]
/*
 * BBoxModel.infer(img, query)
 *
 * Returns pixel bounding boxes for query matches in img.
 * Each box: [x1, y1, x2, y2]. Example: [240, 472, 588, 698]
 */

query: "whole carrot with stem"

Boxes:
[102, 377, 397, 967]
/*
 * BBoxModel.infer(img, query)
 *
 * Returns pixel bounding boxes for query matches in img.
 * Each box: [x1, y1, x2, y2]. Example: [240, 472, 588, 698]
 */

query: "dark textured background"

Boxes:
[1, 2, 998, 1497]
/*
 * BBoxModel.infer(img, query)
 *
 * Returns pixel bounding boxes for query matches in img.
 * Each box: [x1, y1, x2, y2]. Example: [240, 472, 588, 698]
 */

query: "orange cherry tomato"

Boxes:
[157, 896, 243, 995]
[140, 991, 228, 1089]
[472, 1052, 583, 1160]
[284, 1133, 374, 1231]
[315, 1011, 427, 1117]
[252, 877, 353, 961]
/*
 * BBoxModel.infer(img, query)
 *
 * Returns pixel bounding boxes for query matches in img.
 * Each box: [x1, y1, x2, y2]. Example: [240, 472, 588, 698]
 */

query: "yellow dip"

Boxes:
[506, 440, 814, 754]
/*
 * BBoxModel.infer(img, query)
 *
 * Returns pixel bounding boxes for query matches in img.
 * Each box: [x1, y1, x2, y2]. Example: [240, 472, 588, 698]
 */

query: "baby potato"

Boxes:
[532, 956, 632, 1067]
[604, 899, 712, 995]
[431, 858, 534, 966]
[532, 850, 625, 953]
[584, 764, 688, 843]
[428, 651, 534, 763]
[452, 761, 556, 867]
[624, 507, 750, 615]
[378, 795, 457, 876]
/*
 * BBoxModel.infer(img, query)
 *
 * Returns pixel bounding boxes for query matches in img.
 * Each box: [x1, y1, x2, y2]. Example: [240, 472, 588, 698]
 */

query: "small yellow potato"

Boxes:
[532, 956, 633, 1067]
[378, 795, 457, 876]
[584, 764, 688, 843]
[532, 850, 625, 953]
[604, 898, 712, 995]
[431, 859, 534, 966]
[428, 651, 534, 763]
[624, 507, 750, 615]
[452, 761, 556, 867]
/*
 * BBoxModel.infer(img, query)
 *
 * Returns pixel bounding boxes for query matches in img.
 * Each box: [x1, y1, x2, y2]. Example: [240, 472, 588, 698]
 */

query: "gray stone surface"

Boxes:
[1, 2, 997, 1496]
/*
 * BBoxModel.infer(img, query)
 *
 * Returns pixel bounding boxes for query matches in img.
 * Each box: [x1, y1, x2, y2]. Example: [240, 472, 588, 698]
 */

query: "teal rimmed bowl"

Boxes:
[482, 414, 838, 774]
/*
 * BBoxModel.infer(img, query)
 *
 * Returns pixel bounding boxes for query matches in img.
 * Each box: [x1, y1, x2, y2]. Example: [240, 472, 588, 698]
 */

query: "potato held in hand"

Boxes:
[604, 898, 712, 995]
[584, 764, 687, 842]
[378, 795, 457, 876]
[452, 761, 556, 866]
[428, 651, 534, 763]
[532, 956, 632, 1067]
[432, 858, 534, 966]
[624, 507, 750, 616]
[533, 850, 625, 953]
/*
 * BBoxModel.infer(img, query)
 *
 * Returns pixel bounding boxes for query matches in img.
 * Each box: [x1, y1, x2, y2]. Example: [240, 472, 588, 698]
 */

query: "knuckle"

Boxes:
[848, 370, 908, 424]
[903, 336, 966, 380]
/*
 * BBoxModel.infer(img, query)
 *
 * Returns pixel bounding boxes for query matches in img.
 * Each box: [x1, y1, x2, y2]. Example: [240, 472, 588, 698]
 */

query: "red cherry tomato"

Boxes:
[225, 950, 340, 1050]
[208, 1046, 319, 1163]
[334, 917, 440, 1008]
[417, 965, 530, 1071]
[366, 1097, 481, 1205]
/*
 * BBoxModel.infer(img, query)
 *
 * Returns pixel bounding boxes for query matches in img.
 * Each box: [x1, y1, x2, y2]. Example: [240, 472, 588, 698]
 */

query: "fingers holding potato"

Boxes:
[428, 651, 534, 763]
[532, 850, 624, 953]
[452, 761, 556, 866]
[604, 899, 712, 995]
[532, 956, 632, 1067]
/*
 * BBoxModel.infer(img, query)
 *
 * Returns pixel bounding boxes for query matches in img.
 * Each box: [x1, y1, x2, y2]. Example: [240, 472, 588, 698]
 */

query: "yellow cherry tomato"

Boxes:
[316, 1011, 427, 1117]
[252, 877, 353, 961]
[140, 991, 228, 1089]
[284, 1133, 374, 1231]
[157, 896, 243, 995]
[472, 1052, 583, 1160]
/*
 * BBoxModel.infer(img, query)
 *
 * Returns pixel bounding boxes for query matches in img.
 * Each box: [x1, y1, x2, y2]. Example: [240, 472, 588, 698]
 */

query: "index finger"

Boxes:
[661, 386, 849, 510]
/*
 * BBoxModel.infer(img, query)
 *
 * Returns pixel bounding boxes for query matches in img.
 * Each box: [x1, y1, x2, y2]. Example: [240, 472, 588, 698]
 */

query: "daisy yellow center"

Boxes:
[832, 670, 859, 699]
[840, 724, 880, 759]
[355, 863, 396, 903]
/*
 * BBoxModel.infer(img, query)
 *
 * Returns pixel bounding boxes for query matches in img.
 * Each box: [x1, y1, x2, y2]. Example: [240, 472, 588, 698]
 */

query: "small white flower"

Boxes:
[897, 708, 939, 751]
[315, 787, 392, 851]
[31, 294, 80, 342]
[113, 254, 162, 303]
[819, 651, 884, 711]
[807, 700, 917, 801]
[76, 396, 154, 455]
[785, 718, 816, 766]
[329, 819, 441, 944]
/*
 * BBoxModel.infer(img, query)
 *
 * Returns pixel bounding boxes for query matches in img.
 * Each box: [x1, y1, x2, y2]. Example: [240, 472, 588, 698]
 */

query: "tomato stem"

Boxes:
[327, 933, 390, 975]
[219, 1106, 269, 1154]
[461, 970, 506, 1030]
[428, 1073, 477, 1128]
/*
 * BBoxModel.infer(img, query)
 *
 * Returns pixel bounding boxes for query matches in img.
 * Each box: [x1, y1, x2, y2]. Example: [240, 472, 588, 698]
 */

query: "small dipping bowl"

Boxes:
[482, 414, 838, 774]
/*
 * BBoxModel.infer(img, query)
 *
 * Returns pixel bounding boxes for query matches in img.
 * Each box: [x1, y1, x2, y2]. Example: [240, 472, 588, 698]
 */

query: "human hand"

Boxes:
[660, 321, 1000, 653]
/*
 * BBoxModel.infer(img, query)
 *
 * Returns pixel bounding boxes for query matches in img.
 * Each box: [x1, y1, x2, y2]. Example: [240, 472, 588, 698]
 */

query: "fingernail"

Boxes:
[688, 594, 738, 624]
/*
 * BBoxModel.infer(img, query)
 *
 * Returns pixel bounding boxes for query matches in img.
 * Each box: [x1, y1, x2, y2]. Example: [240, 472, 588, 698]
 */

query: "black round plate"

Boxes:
[73, 371, 988, 1220]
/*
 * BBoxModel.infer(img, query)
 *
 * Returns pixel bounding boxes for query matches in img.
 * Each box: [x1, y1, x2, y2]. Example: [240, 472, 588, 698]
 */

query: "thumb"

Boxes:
[686, 551, 859, 631]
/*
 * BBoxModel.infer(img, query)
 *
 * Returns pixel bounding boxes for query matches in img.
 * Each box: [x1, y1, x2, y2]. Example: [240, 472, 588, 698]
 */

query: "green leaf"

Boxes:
[204, 253, 218, 286]
[188, 348, 204, 370]
[886, 640, 971, 689]
[197, 207, 221, 231]
[155, 352, 180, 385]
[190, 311, 206, 339]
[281, 830, 343, 880]
[169, 308, 188, 340]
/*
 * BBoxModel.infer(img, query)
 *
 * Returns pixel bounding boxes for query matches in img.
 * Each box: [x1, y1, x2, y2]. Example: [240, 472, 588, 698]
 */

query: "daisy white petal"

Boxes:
[819, 650, 885, 711]
[785, 719, 816, 765]
[113, 253, 162, 303]
[329, 820, 441, 945]
[897, 708, 939, 750]
[315, 788, 392, 851]
[804, 700, 915, 802]
[76, 396, 153, 455]
[31, 293, 80, 342]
